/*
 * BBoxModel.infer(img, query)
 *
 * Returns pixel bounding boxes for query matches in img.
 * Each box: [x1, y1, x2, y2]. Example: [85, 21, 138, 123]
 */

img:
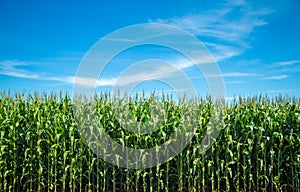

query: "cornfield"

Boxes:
[0, 91, 299, 191]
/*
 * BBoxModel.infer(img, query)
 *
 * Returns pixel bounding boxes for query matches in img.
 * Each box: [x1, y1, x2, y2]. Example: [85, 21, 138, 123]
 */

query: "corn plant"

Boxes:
[0, 91, 299, 191]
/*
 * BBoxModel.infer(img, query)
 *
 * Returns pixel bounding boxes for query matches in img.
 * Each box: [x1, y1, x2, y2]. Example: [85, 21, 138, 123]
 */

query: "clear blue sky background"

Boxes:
[1, 0, 300, 100]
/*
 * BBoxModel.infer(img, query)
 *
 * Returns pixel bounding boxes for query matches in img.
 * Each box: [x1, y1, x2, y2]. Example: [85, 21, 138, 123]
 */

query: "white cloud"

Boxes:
[206, 72, 257, 78]
[203, 42, 243, 61]
[222, 72, 257, 77]
[70, 76, 117, 87]
[274, 59, 300, 66]
[0, 60, 117, 87]
[0, 60, 42, 79]
[263, 75, 287, 80]
[226, 80, 244, 84]
[113, 60, 187, 87]
[102, 37, 137, 42]
[151, 1, 272, 61]
[115, 58, 257, 85]
[94, 57, 217, 87]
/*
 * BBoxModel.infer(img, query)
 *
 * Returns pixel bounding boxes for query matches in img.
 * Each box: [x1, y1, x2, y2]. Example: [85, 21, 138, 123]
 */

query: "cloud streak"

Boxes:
[0, 60, 42, 80]
[274, 59, 300, 66]
[0, 60, 117, 87]
[205, 72, 258, 78]
[226, 80, 244, 84]
[263, 75, 287, 80]
[222, 72, 257, 77]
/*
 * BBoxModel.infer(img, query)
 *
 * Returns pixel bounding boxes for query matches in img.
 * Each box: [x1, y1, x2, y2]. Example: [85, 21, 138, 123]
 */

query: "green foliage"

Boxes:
[0, 92, 299, 191]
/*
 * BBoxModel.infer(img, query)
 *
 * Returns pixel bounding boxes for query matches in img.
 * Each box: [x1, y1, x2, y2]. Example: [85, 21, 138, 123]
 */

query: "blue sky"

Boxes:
[1, 0, 300, 100]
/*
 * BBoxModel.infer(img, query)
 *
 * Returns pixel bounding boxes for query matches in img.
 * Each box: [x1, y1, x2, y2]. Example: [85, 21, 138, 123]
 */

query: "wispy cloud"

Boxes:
[226, 80, 244, 84]
[0, 60, 117, 87]
[72, 76, 117, 87]
[274, 59, 300, 66]
[222, 72, 257, 77]
[206, 72, 257, 78]
[151, 0, 273, 61]
[270, 59, 300, 74]
[0, 60, 42, 79]
[102, 37, 137, 42]
[263, 75, 287, 80]
[113, 59, 192, 87]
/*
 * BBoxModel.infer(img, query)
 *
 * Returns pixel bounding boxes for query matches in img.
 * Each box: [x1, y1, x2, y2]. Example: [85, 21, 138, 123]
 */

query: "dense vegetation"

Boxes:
[0, 92, 299, 191]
